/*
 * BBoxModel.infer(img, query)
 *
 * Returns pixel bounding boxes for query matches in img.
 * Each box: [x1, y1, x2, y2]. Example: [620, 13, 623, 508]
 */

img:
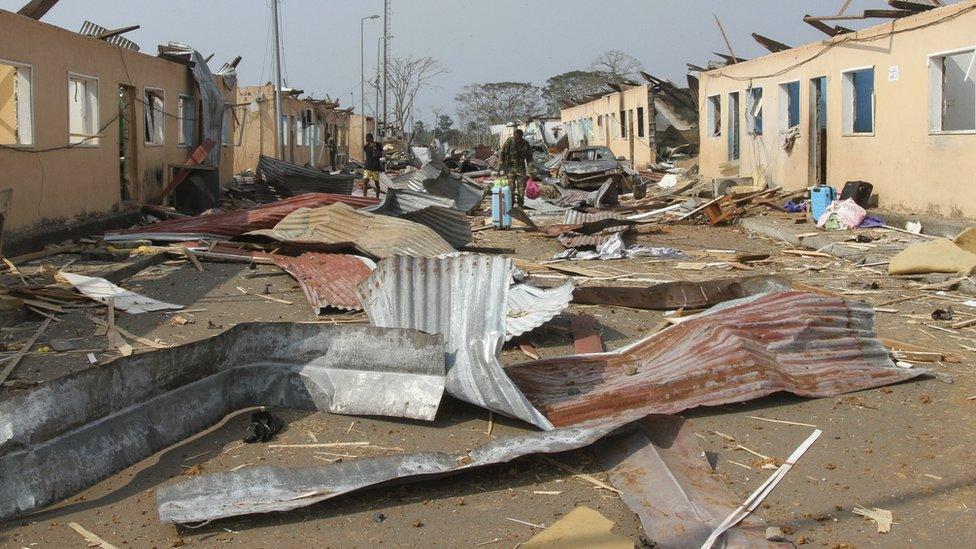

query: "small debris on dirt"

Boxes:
[243, 410, 285, 443]
[931, 307, 954, 321]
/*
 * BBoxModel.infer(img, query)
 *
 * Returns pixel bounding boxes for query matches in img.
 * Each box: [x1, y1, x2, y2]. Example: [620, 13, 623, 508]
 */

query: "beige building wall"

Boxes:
[698, 1, 976, 219]
[235, 85, 353, 172]
[560, 85, 657, 170]
[348, 113, 376, 162]
[0, 10, 236, 232]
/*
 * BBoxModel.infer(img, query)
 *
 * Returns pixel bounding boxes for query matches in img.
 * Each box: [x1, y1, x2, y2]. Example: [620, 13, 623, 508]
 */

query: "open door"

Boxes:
[810, 77, 828, 186]
[118, 85, 137, 201]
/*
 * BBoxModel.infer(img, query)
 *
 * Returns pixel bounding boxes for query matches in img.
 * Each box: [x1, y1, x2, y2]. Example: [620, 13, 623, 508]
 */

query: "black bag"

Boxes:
[840, 181, 873, 208]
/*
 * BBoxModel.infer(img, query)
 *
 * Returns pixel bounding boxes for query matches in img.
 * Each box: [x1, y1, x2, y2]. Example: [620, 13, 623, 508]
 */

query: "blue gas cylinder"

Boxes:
[491, 180, 512, 229]
[810, 185, 837, 222]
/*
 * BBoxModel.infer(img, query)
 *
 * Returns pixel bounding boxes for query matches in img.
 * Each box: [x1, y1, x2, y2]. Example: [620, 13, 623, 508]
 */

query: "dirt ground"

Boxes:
[2, 216, 975, 548]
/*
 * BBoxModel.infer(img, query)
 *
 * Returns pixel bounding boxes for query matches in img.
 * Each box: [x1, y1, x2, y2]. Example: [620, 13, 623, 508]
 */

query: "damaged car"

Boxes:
[558, 146, 637, 192]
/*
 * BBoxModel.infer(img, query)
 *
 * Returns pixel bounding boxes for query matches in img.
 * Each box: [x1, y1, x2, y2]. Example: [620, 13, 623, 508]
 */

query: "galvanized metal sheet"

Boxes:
[507, 291, 925, 427]
[106, 194, 377, 242]
[0, 324, 445, 521]
[270, 253, 376, 312]
[257, 155, 355, 195]
[506, 280, 574, 341]
[246, 202, 457, 259]
[157, 415, 633, 524]
[356, 254, 554, 430]
[364, 189, 472, 248]
[572, 276, 791, 310]
[594, 415, 778, 548]
[523, 197, 568, 214]
[424, 175, 485, 213]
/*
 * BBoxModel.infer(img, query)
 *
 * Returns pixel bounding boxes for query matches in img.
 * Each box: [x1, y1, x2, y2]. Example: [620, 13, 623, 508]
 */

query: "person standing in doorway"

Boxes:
[362, 133, 384, 198]
[500, 128, 532, 207]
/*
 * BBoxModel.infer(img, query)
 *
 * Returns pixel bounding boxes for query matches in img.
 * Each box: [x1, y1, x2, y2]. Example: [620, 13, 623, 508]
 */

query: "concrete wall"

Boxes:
[235, 85, 353, 172]
[348, 113, 376, 162]
[560, 85, 657, 169]
[698, 1, 976, 219]
[0, 10, 236, 232]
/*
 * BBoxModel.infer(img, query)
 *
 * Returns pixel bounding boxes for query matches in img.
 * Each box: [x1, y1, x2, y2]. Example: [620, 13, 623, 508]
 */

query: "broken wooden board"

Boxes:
[569, 314, 603, 354]
[521, 506, 632, 549]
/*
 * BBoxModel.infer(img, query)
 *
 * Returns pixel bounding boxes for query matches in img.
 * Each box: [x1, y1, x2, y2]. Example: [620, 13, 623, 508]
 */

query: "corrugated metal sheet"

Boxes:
[356, 254, 554, 430]
[572, 276, 791, 310]
[157, 415, 633, 524]
[106, 194, 377, 242]
[79, 21, 139, 51]
[557, 232, 617, 249]
[523, 197, 568, 214]
[257, 155, 355, 195]
[0, 324, 445, 521]
[247, 202, 457, 258]
[506, 280, 574, 341]
[363, 189, 472, 248]
[424, 175, 485, 213]
[270, 253, 376, 312]
[508, 291, 924, 428]
[562, 210, 629, 225]
[552, 178, 618, 209]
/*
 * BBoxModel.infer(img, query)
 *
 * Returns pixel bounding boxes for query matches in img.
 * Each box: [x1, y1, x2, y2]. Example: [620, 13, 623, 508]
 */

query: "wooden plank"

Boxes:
[68, 522, 118, 549]
[0, 318, 51, 387]
[0, 244, 82, 270]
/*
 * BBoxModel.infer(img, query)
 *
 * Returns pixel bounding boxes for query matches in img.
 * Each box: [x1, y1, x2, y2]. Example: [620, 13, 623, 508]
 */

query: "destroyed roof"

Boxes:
[246, 202, 457, 258]
[270, 253, 376, 312]
[362, 188, 472, 248]
[257, 155, 355, 195]
[79, 20, 139, 51]
[106, 193, 377, 241]
[507, 291, 924, 427]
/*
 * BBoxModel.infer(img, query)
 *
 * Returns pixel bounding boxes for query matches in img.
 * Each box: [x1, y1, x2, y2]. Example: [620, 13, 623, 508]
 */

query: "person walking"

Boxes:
[499, 128, 532, 207]
[362, 133, 383, 198]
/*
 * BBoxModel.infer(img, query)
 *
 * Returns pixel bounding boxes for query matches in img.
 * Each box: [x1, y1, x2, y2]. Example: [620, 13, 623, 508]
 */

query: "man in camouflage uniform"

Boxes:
[499, 128, 532, 207]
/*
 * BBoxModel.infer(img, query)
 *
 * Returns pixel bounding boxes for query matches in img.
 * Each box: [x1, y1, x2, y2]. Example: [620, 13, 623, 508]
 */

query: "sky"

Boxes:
[1, 0, 940, 123]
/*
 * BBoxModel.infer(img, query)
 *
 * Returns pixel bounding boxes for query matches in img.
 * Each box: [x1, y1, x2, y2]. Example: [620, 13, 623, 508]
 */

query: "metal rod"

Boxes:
[271, 0, 284, 160]
[382, 0, 390, 137]
[712, 14, 739, 64]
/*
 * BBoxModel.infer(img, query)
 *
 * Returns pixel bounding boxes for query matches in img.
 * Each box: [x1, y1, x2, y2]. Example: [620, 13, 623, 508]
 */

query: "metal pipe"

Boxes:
[382, 0, 390, 137]
[361, 15, 380, 156]
[271, 0, 285, 159]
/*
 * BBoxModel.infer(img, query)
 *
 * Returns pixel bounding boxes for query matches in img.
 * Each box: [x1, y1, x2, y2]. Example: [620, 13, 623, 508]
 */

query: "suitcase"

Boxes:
[810, 185, 837, 222]
[839, 181, 873, 208]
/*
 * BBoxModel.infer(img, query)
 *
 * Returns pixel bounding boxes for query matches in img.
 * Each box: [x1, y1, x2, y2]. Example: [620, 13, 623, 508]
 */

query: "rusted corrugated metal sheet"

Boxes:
[270, 253, 376, 312]
[106, 194, 377, 242]
[508, 291, 924, 428]
[356, 253, 554, 430]
[257, 155, 355, 195]
[572, 276, 791, 310]
[247, 202, 456, 258]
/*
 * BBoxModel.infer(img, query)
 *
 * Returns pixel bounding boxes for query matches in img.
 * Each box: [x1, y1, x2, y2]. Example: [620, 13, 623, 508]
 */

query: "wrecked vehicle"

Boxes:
[559, 146, 637, 192]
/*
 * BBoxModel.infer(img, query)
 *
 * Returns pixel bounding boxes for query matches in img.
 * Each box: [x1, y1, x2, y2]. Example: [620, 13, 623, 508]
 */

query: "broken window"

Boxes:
[929, 49, 976, 132]
[842, 68, 874, 134]
[68, 73, 99, 145]
[221, 107, 233, 146]
[294, 115, 305, 146]
[746, 87, 763, 135]
[0, 60, 33, 146]
[707, 95, 721, 137]
[596, 114, 602, 128]
[178, 94, 198, 147]
[280, 114, 289, 146]
[144, 88, 164, 145]
[619, 110, 627, 138]
[780, 81, 800, 129]
[636, 107, 645, 137]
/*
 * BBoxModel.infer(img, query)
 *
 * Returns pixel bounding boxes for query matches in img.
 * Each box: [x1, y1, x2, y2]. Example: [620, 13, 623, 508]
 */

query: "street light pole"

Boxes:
[361, 15, 380, 157]
[271, 0, 285, 159]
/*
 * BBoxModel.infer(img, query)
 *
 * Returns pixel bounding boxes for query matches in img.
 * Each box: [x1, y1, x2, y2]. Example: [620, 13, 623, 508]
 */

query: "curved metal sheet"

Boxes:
[270, 253, 376, 312]
[0, 324, 445, 521]
[356, 254, 554, 430]
[505, 279, 574, 341]
[364, 189, 472, 248]
[257, 155, 355, 195]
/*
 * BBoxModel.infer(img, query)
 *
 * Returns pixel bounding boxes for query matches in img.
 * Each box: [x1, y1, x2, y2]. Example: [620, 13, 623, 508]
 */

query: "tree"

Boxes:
[387, 55, 447, 135]
[590, 50, 643, 83]
[455, 81, 547, 131]
[433, 114, 454, 139]
[543, 70, 611, 114]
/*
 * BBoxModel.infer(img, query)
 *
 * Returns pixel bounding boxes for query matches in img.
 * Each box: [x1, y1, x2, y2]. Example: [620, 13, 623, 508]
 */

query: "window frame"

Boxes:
[746, 86, 763, 136]
[1, 58, 35, 148]
[927, 46, 976, 135]
[779, 80, 801, 131]
[177, 93, 198, 148]
[706, 94, 721, 138]
[67, 71, 100, 147]
[619, 109, 627, 138]
[143, 86, 166, 146]
[636, 106, 645, 138]
[841, 65, 876, 136]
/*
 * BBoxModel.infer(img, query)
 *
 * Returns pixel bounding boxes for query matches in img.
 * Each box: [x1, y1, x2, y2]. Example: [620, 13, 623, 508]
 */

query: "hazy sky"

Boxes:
[1, 0, 939, 122]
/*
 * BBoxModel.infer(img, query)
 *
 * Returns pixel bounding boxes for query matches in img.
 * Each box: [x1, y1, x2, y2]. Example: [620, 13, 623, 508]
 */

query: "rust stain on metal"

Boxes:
[572, 276, 791, 310]
[271, 253, 375, 312]
[508, 291, 924, 428]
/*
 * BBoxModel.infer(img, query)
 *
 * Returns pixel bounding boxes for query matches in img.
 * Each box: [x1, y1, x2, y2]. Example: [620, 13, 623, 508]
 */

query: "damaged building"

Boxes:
[697, 0, 976, 218]
[0, 8, 237, 237]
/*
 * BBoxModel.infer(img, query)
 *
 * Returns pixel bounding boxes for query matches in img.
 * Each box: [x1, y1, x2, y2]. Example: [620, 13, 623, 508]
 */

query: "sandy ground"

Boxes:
[1, 216, 975, 548]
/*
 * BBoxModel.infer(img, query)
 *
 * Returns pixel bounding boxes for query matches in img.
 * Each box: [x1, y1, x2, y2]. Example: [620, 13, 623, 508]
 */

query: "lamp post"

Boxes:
[360, 15, 380, 156]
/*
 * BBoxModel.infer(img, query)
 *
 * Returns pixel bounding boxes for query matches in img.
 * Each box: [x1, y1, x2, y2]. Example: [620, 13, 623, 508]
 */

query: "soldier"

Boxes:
[499, 128, 532, 207]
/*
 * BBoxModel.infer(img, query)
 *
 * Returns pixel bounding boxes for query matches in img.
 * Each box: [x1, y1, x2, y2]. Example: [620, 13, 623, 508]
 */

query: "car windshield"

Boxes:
[567, 147, 614, 162]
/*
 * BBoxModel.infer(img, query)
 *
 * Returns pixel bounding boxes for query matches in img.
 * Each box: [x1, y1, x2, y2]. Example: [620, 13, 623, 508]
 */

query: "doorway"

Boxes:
[118, 85, 137, 201]
[728, 91, 740, 161]
[810, 77, 828, 186]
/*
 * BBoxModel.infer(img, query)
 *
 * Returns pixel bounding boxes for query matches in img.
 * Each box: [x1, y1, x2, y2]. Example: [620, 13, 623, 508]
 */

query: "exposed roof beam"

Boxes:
[713, 52, 747, 64]
[17, 0, 58, 19]
[94, 24, 139, 41]
[805, 9, 913, 21]
[751, 33, 792, 53]
[804, 14, 846, 36]
[686, 63, 708, 73]
[888, 0, 936, 12]
[712, 14, 740, 64]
